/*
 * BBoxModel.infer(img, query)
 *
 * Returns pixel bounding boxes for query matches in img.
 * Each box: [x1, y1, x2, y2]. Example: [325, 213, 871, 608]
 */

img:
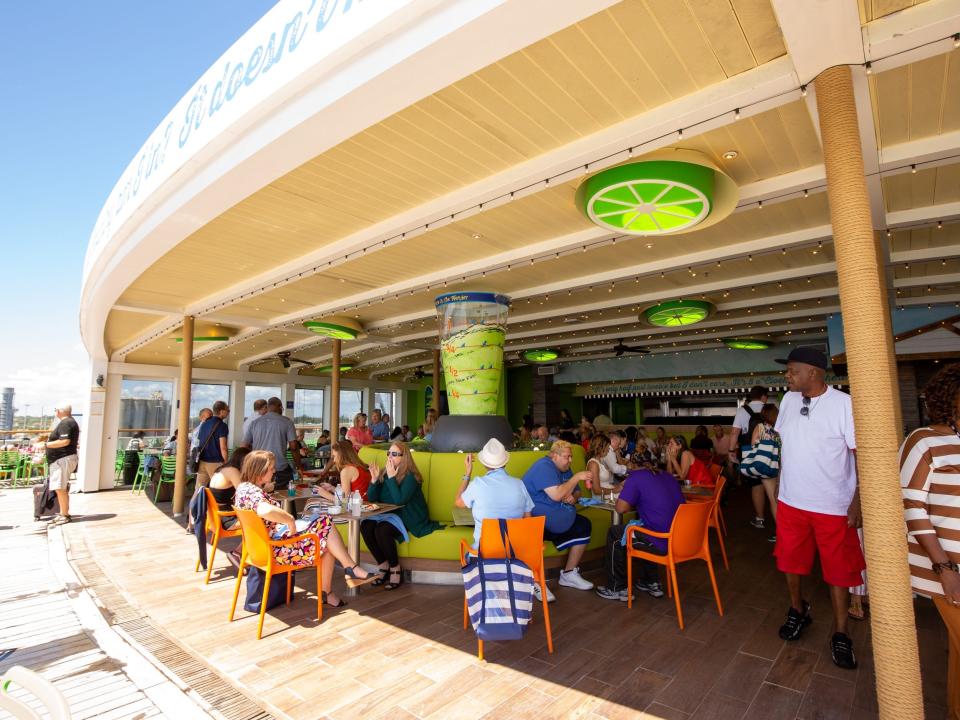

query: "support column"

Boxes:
[281, 381, 296, 420]
[229, 380, 245, 442]
[173, 316, 194, 516]
[815, 65, 922, 719]
[330, 339, 341, 435]
[77, 358, 108, 493]
[432, 349, 441, 414]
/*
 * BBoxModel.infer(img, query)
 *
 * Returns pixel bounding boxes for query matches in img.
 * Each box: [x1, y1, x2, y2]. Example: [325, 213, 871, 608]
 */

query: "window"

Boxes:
[190, 383, 230, 431]
[119, 379, 173, 449]
[245, 385, 280, 421]
[294, 388, 324, 443]
[373, 391, 395, 425]
[338, 390, 363, 427]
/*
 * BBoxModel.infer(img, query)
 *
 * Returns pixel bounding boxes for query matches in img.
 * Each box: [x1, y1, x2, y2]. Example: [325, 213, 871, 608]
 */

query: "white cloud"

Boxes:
[0, 358, 90, 417]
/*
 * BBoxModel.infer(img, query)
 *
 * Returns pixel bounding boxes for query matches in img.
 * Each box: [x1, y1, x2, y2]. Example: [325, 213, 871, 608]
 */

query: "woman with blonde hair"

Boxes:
[234, 450, 375, 607]
[362, 441, 441, 590]
[345, 412, 373, 450]
[314, 440, 372, 502]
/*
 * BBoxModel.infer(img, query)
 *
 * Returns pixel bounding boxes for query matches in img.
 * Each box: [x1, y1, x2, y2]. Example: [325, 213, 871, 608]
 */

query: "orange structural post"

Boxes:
[815, 65, 922, 719]
[173, 315, 194, 516]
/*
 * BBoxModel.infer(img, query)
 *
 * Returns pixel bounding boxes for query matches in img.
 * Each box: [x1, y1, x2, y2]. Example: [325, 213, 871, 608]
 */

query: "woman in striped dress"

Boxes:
[900, 364, 960, 718]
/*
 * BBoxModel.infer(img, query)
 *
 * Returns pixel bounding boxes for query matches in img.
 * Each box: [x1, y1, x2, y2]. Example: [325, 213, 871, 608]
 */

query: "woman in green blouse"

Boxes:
[362, 441, 440, 590]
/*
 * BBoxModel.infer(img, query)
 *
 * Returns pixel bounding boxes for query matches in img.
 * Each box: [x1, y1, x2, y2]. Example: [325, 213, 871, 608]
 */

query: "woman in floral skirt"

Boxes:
[234, 450, 375, 607]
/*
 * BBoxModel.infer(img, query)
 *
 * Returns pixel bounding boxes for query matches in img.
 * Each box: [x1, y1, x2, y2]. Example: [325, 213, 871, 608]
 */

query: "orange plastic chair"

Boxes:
[194, 487, 243, 584]
[686, 475, 729, 570]
[459, 517, 553, 661]
[228, 509, 323, 639]
[626, 501, 723, 630]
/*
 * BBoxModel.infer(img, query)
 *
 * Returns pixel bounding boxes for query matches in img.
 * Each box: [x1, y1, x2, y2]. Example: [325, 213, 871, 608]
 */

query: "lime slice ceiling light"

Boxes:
[524, 349, 559, 363]
[302, 318, 362, 340]
[643, 299, 714, 327]
[312, 364, 354, 373]
[724, 338, 772, 350]
[575, 149, 738, 236]
[173, 323, 236, 342]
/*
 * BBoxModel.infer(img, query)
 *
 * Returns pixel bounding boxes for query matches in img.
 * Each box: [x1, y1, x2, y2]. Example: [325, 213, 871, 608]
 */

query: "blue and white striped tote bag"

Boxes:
[741, 429, 781, 479]
[462, 519, 534, 642]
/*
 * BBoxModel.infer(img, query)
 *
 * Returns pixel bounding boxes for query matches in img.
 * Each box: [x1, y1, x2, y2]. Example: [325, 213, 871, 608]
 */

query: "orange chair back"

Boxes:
[712, 474, 726, 499]
[709, 463, 723, 482]
[235, 509, 275, 569]
[477, 517, 546, 575]
[667, 502, 713, 560]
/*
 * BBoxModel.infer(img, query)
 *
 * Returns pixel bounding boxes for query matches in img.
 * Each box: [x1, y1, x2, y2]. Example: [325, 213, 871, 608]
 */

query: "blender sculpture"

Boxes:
[429, 292, 514, 452]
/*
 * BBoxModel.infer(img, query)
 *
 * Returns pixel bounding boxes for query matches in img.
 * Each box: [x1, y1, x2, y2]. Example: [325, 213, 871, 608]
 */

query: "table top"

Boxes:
[681, 485, 715, 498]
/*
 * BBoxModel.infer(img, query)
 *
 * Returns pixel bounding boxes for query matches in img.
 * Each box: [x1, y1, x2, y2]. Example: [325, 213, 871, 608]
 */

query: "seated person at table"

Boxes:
[595, 465, 685, 601]
[531, 424, 550, 444]
[666, 435, 714, 487]
[586, 434, 618, 495]
[605, 430, 629, 478]
[346, 413, 373, 450]
[363, 442, 441, 590]
[313, 440, 372, 502]
[389, 425, 405, 441]
[210, 447, 251, 529]
[522, 440, 595, 591]
[369, 409, 390, 443]
[234, 450, 375, 607]
[690, 425, 715, 463]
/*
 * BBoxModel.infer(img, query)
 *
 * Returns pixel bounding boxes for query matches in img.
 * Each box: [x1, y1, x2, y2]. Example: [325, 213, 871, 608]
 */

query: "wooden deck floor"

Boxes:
[50, 486, 952, 719]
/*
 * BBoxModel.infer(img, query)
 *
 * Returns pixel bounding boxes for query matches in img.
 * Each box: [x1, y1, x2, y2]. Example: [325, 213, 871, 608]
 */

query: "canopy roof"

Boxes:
[90, 0, 960, 382]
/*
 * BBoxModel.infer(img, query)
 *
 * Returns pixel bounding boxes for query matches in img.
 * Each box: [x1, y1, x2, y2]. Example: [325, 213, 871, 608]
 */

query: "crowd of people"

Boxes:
[55, 344, 957, 713]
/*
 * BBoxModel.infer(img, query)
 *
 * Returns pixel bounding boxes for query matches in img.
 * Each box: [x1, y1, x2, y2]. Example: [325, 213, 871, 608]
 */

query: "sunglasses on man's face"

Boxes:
[387, 451, 403, 457]
[800, 396, 811, 417]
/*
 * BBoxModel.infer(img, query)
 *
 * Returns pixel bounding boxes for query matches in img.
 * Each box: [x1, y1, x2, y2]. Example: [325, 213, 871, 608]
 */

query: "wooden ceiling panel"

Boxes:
[858, 0, 931, 23]
[883, 163, 960, 212]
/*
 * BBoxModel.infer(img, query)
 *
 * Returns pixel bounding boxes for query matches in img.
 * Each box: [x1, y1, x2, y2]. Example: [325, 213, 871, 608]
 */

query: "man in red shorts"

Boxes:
[773, 347, 864, 669]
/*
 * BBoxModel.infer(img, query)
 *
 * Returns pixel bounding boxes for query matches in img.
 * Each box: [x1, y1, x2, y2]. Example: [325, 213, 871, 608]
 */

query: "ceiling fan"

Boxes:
[402, 367, 427, 382]
[276, 350, 313, 368]
[613, 338, 649, 356]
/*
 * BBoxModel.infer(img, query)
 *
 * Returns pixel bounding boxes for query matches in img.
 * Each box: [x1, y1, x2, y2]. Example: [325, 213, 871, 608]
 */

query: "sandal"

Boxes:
[321, 592, 347, 608]
[848, 605, 866, 621]
[371, 567, 390, 586]
[383, 567, 403, 591]
[344, 565, 378, 588]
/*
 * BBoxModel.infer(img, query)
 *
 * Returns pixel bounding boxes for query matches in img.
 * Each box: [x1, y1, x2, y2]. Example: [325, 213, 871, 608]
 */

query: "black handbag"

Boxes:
[243, 567, 292, 613]
[188, 418, 221, 474]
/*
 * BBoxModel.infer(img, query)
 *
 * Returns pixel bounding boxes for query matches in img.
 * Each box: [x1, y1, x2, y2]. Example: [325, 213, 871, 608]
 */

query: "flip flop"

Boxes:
[847, 606, 866, 621]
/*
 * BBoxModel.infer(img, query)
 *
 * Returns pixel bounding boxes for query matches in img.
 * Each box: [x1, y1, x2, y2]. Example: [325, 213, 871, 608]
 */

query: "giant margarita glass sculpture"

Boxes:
[430, 291, 514, 451]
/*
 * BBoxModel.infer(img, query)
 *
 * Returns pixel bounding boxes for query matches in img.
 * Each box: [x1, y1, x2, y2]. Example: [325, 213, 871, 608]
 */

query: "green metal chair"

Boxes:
[0, 452, 19, 486]
[131, 453, 148, 495]
[155, 455, 177, 503]
[114, 450, 125, 482]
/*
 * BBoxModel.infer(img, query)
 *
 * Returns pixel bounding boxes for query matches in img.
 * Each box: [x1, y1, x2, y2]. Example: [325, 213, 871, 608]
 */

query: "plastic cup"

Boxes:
[435, 292, 510, 415]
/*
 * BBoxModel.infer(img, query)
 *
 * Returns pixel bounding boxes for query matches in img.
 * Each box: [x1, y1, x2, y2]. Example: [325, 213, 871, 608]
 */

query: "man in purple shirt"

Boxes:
[595, 466, 685, 601]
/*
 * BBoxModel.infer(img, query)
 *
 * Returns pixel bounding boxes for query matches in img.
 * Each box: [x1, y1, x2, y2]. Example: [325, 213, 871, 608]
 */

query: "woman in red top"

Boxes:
[345, 412, 373, 450]
[666, 435, 714, 487]
[317, 440, 372, 500]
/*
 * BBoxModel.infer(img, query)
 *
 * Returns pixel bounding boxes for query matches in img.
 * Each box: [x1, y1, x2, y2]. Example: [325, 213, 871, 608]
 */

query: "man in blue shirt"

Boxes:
[369, 409, 390, 443]
[522, 440, 595, 592]
[595, 466, 685, 602]
[195, 401, 229, 486]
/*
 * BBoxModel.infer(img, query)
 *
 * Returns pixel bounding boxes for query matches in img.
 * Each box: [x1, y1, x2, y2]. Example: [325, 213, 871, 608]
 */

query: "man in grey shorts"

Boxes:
[46, 403, 80, 524]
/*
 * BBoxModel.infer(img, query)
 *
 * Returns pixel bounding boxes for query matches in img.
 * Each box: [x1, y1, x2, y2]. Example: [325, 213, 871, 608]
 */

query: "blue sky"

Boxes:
[0, 1, 277, 421]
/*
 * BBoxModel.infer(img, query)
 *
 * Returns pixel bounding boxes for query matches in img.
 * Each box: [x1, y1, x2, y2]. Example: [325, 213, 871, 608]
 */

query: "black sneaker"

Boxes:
[830, 632, 857, 669]
[778, 601, 812, 640]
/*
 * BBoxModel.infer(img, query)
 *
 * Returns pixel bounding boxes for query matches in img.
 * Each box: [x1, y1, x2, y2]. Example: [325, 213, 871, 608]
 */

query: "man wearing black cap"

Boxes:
[772, 346, 864, 670]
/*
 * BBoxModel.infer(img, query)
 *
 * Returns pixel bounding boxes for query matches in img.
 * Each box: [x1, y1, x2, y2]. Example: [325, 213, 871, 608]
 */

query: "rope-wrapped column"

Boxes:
[173, 315, 194, 516]
[815, 65, 922, 718]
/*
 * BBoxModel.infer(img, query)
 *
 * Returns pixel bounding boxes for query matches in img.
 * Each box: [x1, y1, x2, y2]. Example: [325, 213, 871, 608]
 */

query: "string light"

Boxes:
[678, 128, 684, 139]
[757, 200, 763, 209]
[865, 61, 872, 75]
[734, 108, 740, 120]
[911, 164, 917, 173]
[800, 84, 808, 97]
[803, 189, 809, 198]
[937, 221, 943, 229]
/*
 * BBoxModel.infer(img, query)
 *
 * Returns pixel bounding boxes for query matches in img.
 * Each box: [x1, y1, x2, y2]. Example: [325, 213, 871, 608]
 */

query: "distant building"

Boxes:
[0, 388, 13, 431]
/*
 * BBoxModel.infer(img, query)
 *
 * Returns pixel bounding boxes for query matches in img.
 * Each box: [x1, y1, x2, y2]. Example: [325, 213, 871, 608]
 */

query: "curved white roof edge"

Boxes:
[80, 0, 620, 361]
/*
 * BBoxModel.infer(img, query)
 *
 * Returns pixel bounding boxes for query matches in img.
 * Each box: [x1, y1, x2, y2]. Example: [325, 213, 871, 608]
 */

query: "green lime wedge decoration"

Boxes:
[643, 299, 713, 327]
[576, 161, 714, 235]
[313, 364, 354, 372]
[724, 338, 771, 350]
[303, 321, 360, 340]
[524, 349, 558, 363]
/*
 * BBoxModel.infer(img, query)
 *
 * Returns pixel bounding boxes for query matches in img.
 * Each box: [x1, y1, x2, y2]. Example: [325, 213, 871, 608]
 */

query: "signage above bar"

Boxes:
[575, 372, 849, 398]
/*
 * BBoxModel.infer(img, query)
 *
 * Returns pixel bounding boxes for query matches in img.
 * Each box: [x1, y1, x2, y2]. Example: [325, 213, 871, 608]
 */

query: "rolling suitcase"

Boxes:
[33, 480, 59, 521]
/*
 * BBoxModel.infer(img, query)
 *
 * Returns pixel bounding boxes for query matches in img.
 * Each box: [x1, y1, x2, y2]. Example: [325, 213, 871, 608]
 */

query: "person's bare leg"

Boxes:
[762, 480, 778, 521]
[320, 552, 343, 605]
[786, 572, 803, 611]
[566, 544, 585, 572]
[55, 489, 69, 517]
[830, 584, 850, 635]
[324, 530, 370, 578]
[751, 484, 766, 520]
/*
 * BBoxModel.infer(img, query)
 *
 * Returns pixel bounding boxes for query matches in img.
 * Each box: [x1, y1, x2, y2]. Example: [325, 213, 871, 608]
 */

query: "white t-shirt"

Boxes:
[774, 387, 857, 516]
[602, 446, 626, 478]
[732, 400, 766, 445]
